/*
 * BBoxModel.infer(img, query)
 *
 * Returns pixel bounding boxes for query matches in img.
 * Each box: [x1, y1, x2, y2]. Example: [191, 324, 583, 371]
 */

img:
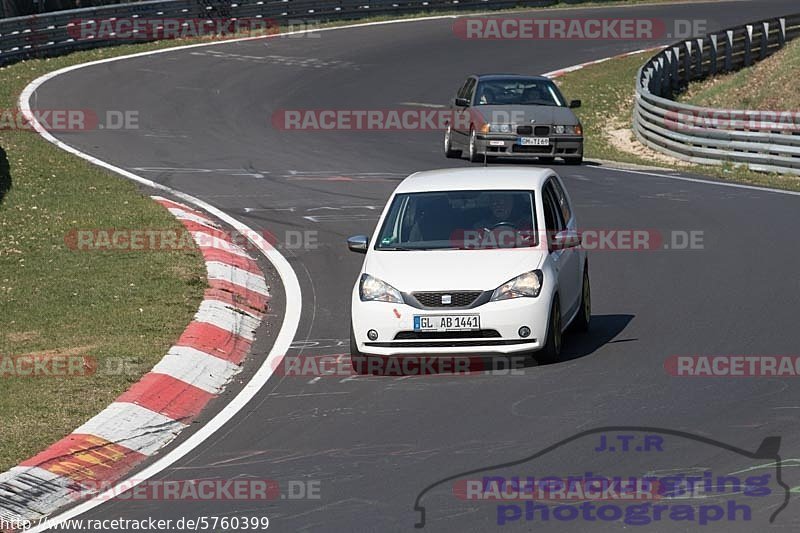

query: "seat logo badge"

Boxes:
[442, 294, 452, 305]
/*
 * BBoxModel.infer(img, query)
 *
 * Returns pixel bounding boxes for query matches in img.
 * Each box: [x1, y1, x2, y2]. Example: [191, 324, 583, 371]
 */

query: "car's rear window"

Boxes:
[375, 190, 538, 250]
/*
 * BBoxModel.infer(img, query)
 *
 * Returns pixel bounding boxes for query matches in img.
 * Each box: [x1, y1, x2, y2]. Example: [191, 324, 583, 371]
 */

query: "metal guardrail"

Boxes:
[633, 14, 800, 175]
[0, 0, 579, 67]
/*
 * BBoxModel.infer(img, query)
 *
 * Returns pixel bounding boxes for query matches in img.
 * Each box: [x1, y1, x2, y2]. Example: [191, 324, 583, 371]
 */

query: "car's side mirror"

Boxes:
[551, 230, 581, 250]
[347, 235, 369, 254]
[569, 100, 582, 109]
[454, 97, 470, 108]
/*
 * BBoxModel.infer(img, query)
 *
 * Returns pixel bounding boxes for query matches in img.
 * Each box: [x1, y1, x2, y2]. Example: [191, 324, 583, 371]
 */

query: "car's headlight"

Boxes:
[553, 125, 583, 135]
[490, 270, 543, 301]
[359, 273, 403, 303]
[481, 123, 513, 134]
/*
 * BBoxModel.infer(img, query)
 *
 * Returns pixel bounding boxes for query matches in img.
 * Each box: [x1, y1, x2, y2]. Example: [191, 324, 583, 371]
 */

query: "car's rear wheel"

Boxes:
[444, 124, 461, 158]
[573, 263, 591, 332]
[468, 127, 482, 163]
[537, 297, 562, 364]
[350, 325, 368, 374]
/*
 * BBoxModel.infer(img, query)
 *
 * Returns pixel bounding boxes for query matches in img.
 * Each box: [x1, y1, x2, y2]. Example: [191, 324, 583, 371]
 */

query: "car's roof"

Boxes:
[474, 74, 551, 82]
[395, 167, 554, 193]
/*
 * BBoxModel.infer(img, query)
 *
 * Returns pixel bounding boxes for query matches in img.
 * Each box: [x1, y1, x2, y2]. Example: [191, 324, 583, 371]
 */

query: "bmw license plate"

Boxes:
[414, 315, 480, 332]
[519, 137, 550, 146]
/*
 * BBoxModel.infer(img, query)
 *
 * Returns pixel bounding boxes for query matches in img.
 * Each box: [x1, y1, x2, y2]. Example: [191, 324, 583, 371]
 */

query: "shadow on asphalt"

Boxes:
[0, 147, 10, 206]
[558, 313, 635, 363]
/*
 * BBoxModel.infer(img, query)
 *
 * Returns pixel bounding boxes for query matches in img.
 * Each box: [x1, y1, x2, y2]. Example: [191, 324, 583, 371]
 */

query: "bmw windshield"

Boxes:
[474, 78, 566, 106]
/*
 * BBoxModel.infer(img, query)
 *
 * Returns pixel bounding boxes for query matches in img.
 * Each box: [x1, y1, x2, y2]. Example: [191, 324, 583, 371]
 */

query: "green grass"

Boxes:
[554, 52, 800, 191]
[678, 37, 800, 110]
[0, 48, 207, 472]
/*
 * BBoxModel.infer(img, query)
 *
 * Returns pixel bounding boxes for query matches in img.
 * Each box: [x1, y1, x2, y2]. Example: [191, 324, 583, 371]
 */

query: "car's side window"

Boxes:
[464, 78, 477, 104]
[543, 183, 565, 234]
[457, 79, 470, 100]
[549, 178, 572, 224]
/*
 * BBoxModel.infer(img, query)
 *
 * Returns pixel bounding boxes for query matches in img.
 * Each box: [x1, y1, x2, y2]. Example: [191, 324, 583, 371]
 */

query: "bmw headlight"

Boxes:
[481, 123, 513, 133]
[359, 273, 403, 303]
[490, 270, 543, 301]
[553, 125, 583, 135]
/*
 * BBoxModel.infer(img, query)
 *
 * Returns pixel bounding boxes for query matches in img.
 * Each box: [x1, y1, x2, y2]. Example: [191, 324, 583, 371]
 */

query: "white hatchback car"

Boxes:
[347, 167, 589, 370]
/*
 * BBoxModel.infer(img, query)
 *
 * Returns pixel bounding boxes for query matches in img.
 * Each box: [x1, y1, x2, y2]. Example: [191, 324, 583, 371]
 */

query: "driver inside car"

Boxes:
[472, 193, 535, 248]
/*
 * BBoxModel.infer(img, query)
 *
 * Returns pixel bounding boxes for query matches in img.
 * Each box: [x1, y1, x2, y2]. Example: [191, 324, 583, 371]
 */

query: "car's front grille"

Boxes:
[516, 125, 533, 135]
[413, 291, 481, 308]
[512, 145, 551, 154]
[534, 126, 550, 136]
[394, 330, 501, 340]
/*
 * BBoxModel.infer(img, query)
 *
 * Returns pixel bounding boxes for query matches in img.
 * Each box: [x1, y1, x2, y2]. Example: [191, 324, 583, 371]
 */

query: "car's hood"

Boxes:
[473, 105, 579, 126]
[363, 249, 545, 292]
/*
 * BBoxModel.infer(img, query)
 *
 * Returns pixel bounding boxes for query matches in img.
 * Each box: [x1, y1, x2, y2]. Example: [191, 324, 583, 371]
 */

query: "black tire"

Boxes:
[468, 127, 483, 163]
[537, 297, 562, 365]
[573, 263, 591, 332]
[564, 155, 583, 165]
[539, 156, 556, 165]
[350, 325, 368, 374]
[444, 124, 461, 159]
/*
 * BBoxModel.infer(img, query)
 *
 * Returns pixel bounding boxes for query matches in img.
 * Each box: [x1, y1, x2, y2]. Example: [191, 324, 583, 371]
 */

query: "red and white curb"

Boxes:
[0, 197, 269, 525]
[543, 45, 664, 79]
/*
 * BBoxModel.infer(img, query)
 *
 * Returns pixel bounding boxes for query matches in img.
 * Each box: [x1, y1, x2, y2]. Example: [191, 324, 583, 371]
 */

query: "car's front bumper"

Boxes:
[351, 295, 551, 356]
[476, 134, 583, 159]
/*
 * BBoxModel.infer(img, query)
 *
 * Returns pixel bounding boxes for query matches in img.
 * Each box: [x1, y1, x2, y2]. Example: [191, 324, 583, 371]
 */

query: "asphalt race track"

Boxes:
[29, 0, 800, 531]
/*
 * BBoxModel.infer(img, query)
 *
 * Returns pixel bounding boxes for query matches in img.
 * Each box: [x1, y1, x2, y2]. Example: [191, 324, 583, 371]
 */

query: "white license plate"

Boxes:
[519, 137, 550, 146]
[414, 315, 480, 332]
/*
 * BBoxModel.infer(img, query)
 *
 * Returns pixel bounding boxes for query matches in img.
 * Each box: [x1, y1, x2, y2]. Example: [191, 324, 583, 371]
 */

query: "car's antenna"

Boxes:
[483, 150, 488, 167]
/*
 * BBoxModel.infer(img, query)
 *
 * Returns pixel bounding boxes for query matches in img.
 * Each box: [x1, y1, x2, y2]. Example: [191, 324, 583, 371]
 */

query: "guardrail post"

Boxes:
[695, 38, 705, 78]
[709, 34, 718, 75]
[779, 18, 787, 47]
[760, 22, 769, 60]
[744, 24, 753, 66]
[724, 30, 734, 71]
[683, 40, 693, 83]
[671, 46, 681, 93]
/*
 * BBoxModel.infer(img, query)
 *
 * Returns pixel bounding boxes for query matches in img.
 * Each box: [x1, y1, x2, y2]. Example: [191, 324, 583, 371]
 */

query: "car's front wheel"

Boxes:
[468, 127, 482, 163]
[573, 263, 591, 332]
[537, 297, 562, 364]
[564, 155, 583, 165]
[444, 124, 461, 158]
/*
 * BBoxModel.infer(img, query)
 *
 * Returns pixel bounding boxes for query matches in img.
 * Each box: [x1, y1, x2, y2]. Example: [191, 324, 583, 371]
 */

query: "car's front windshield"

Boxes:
[474, 78, 565, 106]
[375, 190, 538, 250]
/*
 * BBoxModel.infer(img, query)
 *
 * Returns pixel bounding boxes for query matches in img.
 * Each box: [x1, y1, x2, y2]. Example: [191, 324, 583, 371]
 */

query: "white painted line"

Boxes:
[21, 41, 302, 531]
[595, 166, 800, 197]
[75, 403, 187, 456]
[152, 346, 241, 394]
[206, 261, 270, 295]
[195, 299, 261, 341]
